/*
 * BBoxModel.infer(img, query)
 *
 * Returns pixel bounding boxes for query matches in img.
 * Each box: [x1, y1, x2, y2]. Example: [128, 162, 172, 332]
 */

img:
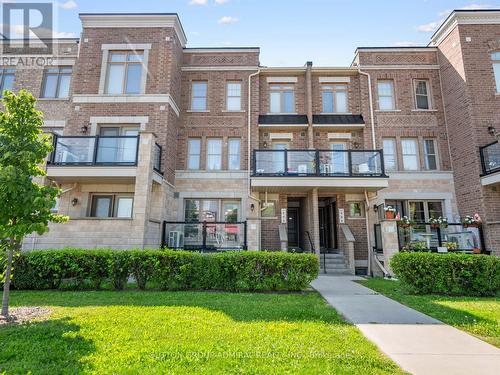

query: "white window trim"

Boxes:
[89, 116, 149, 135]
[377, 80, 396, 111]
[423, 138, 439, 171]
[413, 79, 432, 110]
[382, 138, 398, 172]
[98, 43, 151, 95]
[226, 81, 242, 111]
[190, 81, 208, 111]
[401, 138, 420, 171]
[321, 84, 349, 113]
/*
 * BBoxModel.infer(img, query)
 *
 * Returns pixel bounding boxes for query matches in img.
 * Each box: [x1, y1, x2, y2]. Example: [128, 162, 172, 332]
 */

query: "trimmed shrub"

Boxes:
[390, 252, 500, 296]
[7, 248, 319, 292]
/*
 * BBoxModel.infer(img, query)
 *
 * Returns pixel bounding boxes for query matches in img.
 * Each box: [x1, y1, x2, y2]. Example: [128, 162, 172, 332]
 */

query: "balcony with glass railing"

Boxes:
[251, 149, 388, 190]
[253, 149, 386, 177]
[480, 141, 500, 185]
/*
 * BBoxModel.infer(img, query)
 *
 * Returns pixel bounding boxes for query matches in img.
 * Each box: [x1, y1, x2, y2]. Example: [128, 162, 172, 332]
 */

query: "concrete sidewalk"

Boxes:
[312, 275, 500, 375]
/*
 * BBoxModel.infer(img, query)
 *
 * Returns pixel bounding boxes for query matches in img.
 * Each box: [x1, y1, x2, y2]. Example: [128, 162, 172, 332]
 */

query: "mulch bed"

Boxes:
[0, 307, 51, 326]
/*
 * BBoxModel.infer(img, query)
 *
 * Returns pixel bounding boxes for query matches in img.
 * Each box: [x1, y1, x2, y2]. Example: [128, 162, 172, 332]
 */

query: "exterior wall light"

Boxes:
[71, 198, 78, 206]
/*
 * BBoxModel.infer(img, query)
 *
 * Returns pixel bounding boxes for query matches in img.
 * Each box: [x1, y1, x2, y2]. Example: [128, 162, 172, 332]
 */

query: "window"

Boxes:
[187, 138, 201, 170]
[377, 80, 395, 110]
[382, 138, 397, 171]
[191, 81, 208, 111]
[0, 68, 15, 94]
[349, 202, 365, 218]
[401, 139, 419, 171]
[414, 80, 430, 110]
[409, 201, 443, 222]
[322, 84, 348, 113]
[90, 194, 133, 218]
[423, 139, 438, 170]
[184, 199, 241, 222]
[206, 138, 222, 170]
[491, 52, 500, 93]
[269, 85, 295, 113]
[226, 82, 241, 111]
[228, 138, 241, 170]
[105, 51, 144, 94]
[41, 67, 72, 98]
[261, 201, 277, 218]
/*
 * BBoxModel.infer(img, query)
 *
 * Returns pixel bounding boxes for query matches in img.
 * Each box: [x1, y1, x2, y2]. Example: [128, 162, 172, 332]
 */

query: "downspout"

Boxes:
[358, 69, 376, 149]
[364, 190, 372, 277]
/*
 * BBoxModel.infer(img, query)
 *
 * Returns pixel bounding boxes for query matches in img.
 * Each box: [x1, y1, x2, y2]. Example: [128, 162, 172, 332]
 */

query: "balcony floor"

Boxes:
[251, 176, 389, 192]
[46, 165, 137, 183]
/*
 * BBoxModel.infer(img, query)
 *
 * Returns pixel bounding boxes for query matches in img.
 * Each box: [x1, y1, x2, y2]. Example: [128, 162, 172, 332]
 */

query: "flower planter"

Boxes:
[385, 211, 396, 220]
[473, 248, 481, 254]
[464, 223, 480, 228]
[430, 224, 440, 229]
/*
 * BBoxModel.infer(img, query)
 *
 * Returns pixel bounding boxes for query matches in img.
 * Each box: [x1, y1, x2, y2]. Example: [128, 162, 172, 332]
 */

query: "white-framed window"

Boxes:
[89, 194, 134, 218]
[187, 138, 201, 170]
[408, 200, 443, 223]
[226, 81, 241, 111]
[269, 85, 295, 113]
[322, 84, 348, 113]
[401, 138, 419, 171]
[0, 68, 15, 95]
[261, 200, 277, 218]
[41, 67, 72, 98]
[184, 199, 241, 222]
[191, 81, 208, 111]
[206, 138, 222, 170]
[491, 52, 500, 93]
[228, 138, 241, 170]
[414, 79, 431, 110]
[105, 51, 144, 94]
[348, 202, 365, 218]
[423, 139, 438, 170]
[377, 80, 395, 110]
[382, 138, 397, 171]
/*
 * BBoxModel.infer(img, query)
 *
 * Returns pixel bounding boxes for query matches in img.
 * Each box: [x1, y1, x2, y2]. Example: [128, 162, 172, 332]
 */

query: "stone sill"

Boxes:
[38, 98, 70, 102]
[375, 109, 402, 113]
[411, 109, 438, 112]
[70, 217, 133, 221]
[186, 110, 210, 113]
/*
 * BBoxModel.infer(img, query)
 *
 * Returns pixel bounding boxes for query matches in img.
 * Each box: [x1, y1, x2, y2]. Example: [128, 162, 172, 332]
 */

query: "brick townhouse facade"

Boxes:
[7, 9, 498, 274]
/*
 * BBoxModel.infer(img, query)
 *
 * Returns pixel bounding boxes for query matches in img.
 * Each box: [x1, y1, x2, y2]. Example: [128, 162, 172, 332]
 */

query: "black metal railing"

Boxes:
[50, 135, 140, 166]
[161, 221, 248, 251]
[252, 149, 386, 177]
[397, 222, 487, 254]
[154, 143, 162, 173]
[480, 141, 500, 176]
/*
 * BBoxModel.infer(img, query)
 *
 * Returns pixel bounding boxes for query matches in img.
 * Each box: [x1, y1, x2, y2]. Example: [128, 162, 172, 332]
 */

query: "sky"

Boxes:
[7, 0, 500, 66]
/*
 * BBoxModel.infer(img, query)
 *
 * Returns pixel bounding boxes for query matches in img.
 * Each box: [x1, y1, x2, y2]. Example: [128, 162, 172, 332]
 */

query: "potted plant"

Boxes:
[462, 214, 482, 228]
[384, 205, 397, 219]
[412, 241, 429, 252]
[445, 241, 458, 251]
[397, 215, 415, 228]
[429, 216, 448, 229]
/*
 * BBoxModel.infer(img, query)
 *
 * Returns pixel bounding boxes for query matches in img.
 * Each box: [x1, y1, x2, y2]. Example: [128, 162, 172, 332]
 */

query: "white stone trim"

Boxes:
[184, 48, 260, 53]
[319, 76, 351, 83]
[98, 44, 152, 95]
[266, 76, 298, 83]
[175, 170, 249, 179]
[79, 14, 187, 47]
[481, 172, 500, 186]
[356, 47, 437, 53]
[181, 66, 258, 71]
[269, 133, 293, 140]
[430, 10, 500, 46]
[89, 116, 149, 135]
[328, 132, 352, 139]
[358, 65, 440, 70]
[52, 59, 76, 66]
[72, 94, 180, 117]
[47, 166, 137, 178]
[388, 171, 454, 180]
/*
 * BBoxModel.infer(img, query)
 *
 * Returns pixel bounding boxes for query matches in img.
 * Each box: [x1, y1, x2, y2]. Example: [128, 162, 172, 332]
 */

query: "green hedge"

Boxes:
[390, 252, 500, 296]
[5, 249, 319, 292]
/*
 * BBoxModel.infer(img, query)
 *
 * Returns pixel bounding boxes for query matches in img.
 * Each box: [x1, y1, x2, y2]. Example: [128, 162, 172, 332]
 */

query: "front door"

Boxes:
[319, 207, 328, 249]
[287, 208, 299, 248]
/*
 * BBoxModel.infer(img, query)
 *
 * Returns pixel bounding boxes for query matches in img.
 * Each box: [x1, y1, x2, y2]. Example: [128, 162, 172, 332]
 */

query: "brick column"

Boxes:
[309, 188, 320, 256]
[305, 61, 314, 149]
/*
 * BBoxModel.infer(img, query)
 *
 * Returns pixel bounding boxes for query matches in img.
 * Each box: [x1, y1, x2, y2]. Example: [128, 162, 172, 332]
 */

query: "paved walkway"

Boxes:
[311, 275, 500, 375]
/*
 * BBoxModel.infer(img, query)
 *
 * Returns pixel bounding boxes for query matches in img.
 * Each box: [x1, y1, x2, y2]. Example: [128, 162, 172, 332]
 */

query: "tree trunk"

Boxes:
[1, 239, 17, 318]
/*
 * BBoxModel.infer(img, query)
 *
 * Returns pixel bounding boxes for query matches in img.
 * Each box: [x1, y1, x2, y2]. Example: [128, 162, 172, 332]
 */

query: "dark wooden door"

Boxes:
[288, 208, 299, 248]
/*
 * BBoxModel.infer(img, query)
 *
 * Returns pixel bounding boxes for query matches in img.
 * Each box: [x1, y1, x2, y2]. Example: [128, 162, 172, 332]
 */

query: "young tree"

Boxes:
[0, 90, 68, 318]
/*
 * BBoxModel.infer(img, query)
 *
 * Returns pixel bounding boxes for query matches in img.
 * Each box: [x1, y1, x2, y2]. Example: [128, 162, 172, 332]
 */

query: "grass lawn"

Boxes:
[0, 290, 403, 374]
[360, 278, 500, 348]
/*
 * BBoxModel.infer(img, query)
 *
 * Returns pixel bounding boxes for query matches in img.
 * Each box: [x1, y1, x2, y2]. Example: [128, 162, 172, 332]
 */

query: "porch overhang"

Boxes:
[481, 171, 500, 186]
[251, 176, 389, 192]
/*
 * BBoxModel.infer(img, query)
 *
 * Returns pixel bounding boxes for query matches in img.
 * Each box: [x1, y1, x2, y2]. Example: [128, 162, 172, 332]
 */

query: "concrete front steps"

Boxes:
[319, 252, 352, 275]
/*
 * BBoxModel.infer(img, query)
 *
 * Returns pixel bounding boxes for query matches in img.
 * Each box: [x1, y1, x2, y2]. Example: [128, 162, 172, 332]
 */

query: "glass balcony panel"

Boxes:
[287, 151, 315, 175]
[96, 137, 138, 164]
[351, 151, 382, 175]
[318, 151, 349, 175]
[254, 151, 286, 175]
[53, 137, 96, 164]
